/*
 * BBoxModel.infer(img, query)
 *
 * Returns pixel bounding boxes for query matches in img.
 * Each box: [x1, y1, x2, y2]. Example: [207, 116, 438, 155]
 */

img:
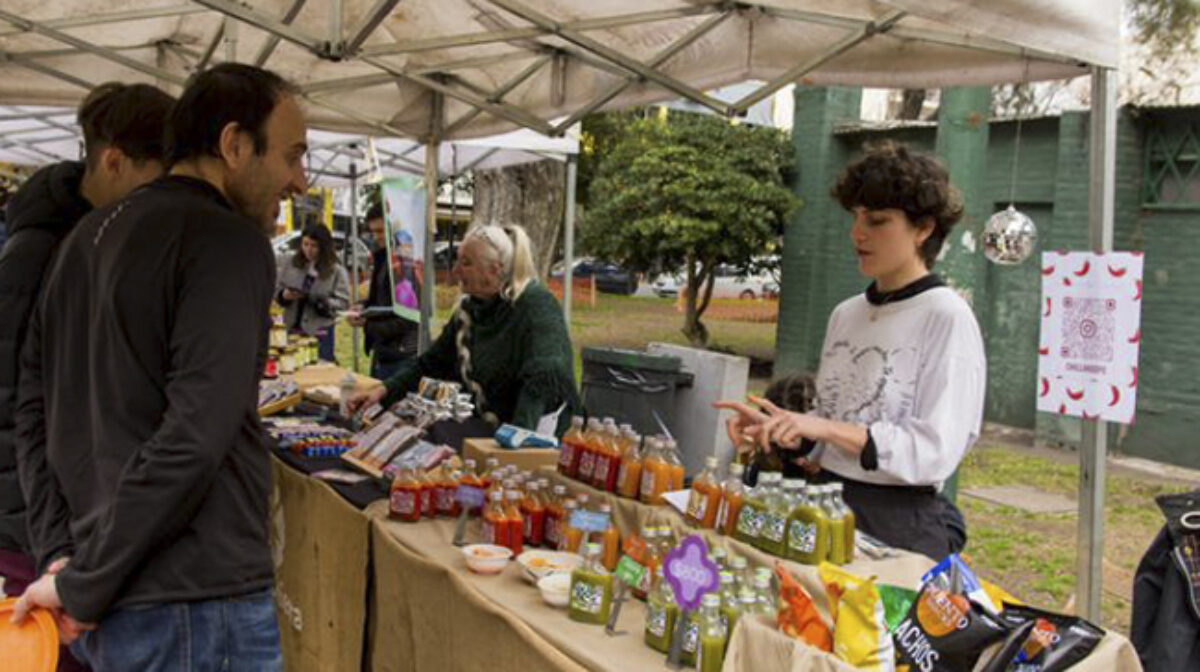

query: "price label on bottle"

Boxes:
[614, 555, 647, 588]
[569, 509, 611, 533]
[662, 535, 719, 611]
[455, 485, 485, 509]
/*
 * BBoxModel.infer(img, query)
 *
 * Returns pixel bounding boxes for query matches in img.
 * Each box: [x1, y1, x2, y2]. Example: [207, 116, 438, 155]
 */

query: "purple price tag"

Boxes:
[455, 485, 484, 508]
[662, 535, 720, 611]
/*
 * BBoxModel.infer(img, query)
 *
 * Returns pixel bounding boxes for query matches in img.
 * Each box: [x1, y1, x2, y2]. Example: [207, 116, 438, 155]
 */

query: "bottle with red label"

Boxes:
[593, 419, 623, 492]
[521, 482, 546, 547]
[436, 465, 461, 517]
[480, 457, 501, 489]
[544, 484, 566, 549]
[576, 418, 602, 484]
[388, 467, 422, 522]
[504, 490, 525, 556]
[482, 490, 509, 548]
[558, 416, 586, 478]
[417, 468, 437, 519]
[459, 460, 485, 515]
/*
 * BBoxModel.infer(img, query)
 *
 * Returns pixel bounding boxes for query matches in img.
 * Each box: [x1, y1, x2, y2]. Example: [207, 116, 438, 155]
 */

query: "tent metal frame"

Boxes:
[0, 0, 1117, 622]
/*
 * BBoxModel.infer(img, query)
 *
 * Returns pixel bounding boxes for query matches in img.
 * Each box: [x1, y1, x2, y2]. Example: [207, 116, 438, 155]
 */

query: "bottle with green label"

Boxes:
[729, 555, 750, 594]
[569, 543, 614, 625]
[733, 477, 765, 546]
[709, 546, 728, 570]
[679, 607, 702, 667]
[643, 566, 678, 653]
[785, 484, 830, 565]
[717, 571, 739, 637]
[752, 572, 777, 618]
[757, 473, 788, 557]
[832, 482, 856, 563]
[737, 587, 758, 625]
[696, 593, 726, 672]
[820, 484, 849, 565]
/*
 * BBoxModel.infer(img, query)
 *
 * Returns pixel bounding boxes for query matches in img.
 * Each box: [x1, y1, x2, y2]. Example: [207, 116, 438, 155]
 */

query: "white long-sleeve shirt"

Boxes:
[811, 285, 986, 487]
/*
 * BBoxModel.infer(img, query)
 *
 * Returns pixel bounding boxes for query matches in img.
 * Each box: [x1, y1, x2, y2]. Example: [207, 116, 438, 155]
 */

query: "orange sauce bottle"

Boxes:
[482, 490, 509, 547]
[575, 418, 602, 485]
[459, 460, 485, 515]
[593, 420, 622, 492]
[505, 490, 524, 556]
[598, 503, 620, 571]
[558, 416, 586, 478]
[417, 469, 437, 518]
[617, 431, 644, 499]
[437, 466, 461, 517]
[685, 456, 723, 529]
[480, 457, 501, 489]
[639, 438, 671, 505]
[716, 462, 746, 536]
[633, 526, 664, 600]
[544, 485, 566, 549]
[560, 499, 583, 553]
[388, 467, 423, 522]
[664, 439, 685, 492]
[521, 482, 546, 547]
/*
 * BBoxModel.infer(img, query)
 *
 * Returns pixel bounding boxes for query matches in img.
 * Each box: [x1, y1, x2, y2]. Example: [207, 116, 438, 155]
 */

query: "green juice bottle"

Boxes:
[818, 484, 848, 565]
[679, 607, 701, 667]
[757, 473, 788, 557]
[832, 482, 856, 563]
[696, 594, 726, 672]
[733, 476, 765, 546]
[718, 571, 739, 637]
[785, 484, 830, 565]
[644, 566, 679, 654]
[752, 572, 776, 619]
[569, 543, 614, 625]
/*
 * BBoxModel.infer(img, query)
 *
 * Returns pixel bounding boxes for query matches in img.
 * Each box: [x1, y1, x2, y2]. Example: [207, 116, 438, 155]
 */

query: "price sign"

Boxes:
[569, 509, 611, 533]
[455, 485, 485, 509]
[662, 535, 719, 611]
[614, 555, 647, 588]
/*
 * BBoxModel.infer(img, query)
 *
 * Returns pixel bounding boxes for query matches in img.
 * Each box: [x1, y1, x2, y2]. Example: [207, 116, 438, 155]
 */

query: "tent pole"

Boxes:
[563, 155, 577, 327]
[421, 93, 443, 352]
[1077, 65, 1116, 622]
[350, 161, 361, 373]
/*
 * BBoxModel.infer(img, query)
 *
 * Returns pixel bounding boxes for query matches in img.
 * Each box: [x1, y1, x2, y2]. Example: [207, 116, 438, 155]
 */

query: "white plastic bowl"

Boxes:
[516, 550, 584, 584]
[537, 572, 572, 608]
[462, 544, 513, 575]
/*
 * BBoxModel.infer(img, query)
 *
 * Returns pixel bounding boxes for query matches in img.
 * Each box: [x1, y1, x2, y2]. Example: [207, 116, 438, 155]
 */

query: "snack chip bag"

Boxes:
[892, 559, 1010, 672]
[775, 562, 833, 652]
[920, 554, 1000, 614]
[819, 563, 896, 671]
[978, 604, 1104, 672]
[879, 584, 918, 632]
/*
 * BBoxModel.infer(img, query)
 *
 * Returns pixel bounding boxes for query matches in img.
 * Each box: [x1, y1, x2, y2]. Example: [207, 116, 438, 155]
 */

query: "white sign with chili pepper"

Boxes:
[1037, 251, 1143, 424]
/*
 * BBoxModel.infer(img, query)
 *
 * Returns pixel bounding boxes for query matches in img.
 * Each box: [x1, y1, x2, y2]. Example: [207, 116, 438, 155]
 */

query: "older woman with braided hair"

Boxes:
[348, 224, 580, 438]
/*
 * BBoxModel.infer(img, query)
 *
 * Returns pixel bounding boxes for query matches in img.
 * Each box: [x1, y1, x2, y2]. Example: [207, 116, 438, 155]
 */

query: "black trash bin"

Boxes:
[580, 347, 693, 438]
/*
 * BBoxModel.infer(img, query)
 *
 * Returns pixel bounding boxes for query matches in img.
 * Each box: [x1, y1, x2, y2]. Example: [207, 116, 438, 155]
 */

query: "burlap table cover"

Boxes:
[270, 455, 371, 672]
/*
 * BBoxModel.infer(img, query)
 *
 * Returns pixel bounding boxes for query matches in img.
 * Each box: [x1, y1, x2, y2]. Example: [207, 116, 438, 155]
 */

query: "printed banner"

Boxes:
[1037, 251, 1144, 424]
[380, 176, 427, 323]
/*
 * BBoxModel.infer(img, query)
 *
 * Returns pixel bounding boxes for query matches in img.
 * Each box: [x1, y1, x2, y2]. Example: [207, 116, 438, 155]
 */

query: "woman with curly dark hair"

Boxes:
[718, 142, 984, 559]
[277, 223, 350, 361]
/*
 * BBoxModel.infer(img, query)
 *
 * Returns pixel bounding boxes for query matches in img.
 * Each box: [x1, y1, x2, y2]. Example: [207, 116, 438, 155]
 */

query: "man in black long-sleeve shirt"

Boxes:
[13, 64, 307, 671]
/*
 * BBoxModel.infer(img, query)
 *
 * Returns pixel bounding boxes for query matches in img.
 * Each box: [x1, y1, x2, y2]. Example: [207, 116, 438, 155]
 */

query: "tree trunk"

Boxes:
[471, 159, 566, 278]
[681, 254, 713, 348]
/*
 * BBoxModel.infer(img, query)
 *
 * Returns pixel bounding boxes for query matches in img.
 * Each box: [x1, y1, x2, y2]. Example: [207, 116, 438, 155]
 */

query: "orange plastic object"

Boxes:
[0, 598, 60, 672]
[775, 563, 833, 652]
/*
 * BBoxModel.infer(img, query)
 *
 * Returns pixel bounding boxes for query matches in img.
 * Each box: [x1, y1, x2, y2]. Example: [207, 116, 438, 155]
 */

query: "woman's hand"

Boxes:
[713, 398, 770, 453]
[346, 384, 387, 415]
[748, 395, 828, 450]
[281, 288, 304, 302]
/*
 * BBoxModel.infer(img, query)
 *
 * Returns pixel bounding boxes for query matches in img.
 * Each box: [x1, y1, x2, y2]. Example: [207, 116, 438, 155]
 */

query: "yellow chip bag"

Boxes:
[819, 562, 896, 671]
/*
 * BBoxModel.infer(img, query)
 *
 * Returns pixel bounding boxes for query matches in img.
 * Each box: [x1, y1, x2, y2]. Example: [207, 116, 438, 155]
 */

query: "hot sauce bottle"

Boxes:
[418, 468, 437, 519]
[616, 430, 644, 499]
[459, 459, 485, 515]
[505, 490, 524, 556]
[482, 490, 510, 548]
[521, 482, 547, 547]
[388, 466, 422, 522]
[436, 465, 461, 517]
[544, 485, 566, 549]
[686, 456, 723, 529]
[592, 419, 621, 491]
[597, 503, 620, 571]
[558, 415, 586, 478]
[663, 438, 685, 492]
[639, 438, 671, 505]
[559, 499, 583, 553]
[576, 418, 602, 485]
[480, 457, 501, 489]
[717, 462, 746, 536]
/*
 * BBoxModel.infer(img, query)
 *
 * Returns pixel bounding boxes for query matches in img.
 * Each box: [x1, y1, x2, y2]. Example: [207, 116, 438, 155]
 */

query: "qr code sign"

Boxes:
[1061, 296, 1116, 362]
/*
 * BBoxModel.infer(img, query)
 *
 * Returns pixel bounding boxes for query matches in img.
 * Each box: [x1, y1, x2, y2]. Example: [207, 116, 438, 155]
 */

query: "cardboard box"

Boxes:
[462, 438, 559, 472]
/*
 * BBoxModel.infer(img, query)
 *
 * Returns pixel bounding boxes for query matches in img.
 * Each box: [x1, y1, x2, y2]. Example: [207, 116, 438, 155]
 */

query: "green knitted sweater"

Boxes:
[381, 282, 580, 434]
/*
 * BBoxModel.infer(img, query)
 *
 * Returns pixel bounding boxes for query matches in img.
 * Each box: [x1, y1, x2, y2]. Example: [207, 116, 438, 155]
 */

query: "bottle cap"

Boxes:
[719, 571, 735, 585]
[490, 491, 503, 501]
[705, 456, 718, 469]
[702, 594, 721, 608]
[730, 556, 747, 570]
[730, 462, 744, 475]
[553, 485, 567, 495]
[587, 542, 602, 555]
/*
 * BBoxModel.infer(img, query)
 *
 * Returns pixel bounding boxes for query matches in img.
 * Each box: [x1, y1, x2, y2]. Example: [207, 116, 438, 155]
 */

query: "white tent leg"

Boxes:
[1077, 64, 1116, 622]
[421, 94, 443, 352]
[350, 161, 361, 373]
[563, 155, 577, 326]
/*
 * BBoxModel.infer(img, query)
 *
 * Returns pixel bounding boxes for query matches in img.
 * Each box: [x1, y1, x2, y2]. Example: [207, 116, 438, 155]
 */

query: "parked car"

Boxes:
[552, 258, 639, 295]
[651, 262, 778, 299]
[272, 229, 373, 278]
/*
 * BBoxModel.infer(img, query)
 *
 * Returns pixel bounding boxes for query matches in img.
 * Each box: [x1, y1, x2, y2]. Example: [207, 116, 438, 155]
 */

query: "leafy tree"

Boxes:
[581, 110, 798, 346]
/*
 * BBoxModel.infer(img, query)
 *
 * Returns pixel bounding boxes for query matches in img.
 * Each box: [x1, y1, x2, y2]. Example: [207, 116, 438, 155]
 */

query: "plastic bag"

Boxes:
[819, 563, 895, 671]
[879, 584, 918, 632]
[978, 604, 1104, 672]
[775, 562, 833, 652]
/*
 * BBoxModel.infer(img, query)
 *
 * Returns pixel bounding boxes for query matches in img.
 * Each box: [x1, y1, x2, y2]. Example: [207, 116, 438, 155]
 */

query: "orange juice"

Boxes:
[598, 503, 620, 571]
[639, 438, 671, 504]
[664, 439, 685, 491]
[576, 418, 603, 484]
[592, 420, 622, 492]
[560, 500, 583, 553]
[617, 432, 644, 499]
[716, 463, 746, 536]
[686, 456, 723, 529]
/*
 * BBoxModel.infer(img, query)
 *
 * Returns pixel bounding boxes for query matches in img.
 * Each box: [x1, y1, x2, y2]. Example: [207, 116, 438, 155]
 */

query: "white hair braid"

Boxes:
[452, 296, 500, 426]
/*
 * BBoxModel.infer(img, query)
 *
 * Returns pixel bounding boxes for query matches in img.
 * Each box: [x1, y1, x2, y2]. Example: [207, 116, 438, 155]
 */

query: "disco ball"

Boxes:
[982, 205, 1037, 265]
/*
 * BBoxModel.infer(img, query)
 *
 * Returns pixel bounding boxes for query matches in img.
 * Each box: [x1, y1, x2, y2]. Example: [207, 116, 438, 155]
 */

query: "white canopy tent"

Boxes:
[0, 0, 1120, 621]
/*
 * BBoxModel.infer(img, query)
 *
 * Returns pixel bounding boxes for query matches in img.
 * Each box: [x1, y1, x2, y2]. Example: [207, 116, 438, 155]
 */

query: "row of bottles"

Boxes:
[558, 416, 684, 503]
[730, 473, 856, 565]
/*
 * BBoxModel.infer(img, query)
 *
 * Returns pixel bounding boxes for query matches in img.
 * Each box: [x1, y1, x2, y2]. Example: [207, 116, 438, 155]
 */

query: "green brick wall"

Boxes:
[780, 90, 1200, 469]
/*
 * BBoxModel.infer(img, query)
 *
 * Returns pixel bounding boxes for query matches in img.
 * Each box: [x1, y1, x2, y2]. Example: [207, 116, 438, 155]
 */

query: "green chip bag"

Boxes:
[879, 584, 918, 632]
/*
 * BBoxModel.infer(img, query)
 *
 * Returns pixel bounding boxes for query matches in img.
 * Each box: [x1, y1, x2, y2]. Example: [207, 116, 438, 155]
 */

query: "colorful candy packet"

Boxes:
[818, 563, 896, 671]
[774, 562, 833, 652]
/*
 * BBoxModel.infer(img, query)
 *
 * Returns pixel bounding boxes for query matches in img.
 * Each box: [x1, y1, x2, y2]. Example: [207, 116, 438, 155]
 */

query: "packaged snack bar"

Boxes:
[818, 563, 896, 671]
[978, 604, 1104, 672]
[774, 562, 833, 652]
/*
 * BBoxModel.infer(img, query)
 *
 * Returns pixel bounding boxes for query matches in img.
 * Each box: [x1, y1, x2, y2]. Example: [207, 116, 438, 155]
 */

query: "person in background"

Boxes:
[347, 223, 580, 439]
[0, 82, 175, 671]
[277, 222, 350, 362]
[12, 63, 307, 671]
[717, 142, 984, 560]
[347, 203, 418, 380]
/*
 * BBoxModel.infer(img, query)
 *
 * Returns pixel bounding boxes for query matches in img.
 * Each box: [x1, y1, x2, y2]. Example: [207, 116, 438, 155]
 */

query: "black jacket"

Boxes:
[15, 175, 275, 623]
[1131, 492, 1200, 672]
[363, 247, 418, 363]
[0, 162, 90, 553]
